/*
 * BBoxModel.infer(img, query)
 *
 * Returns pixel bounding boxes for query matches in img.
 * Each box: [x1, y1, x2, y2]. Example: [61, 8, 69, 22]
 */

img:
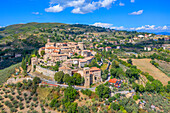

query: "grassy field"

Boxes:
[0, 62, 21, 84]
[132, 59, 170, 85]
[155, 60, 170, 76]
[37, 87, 53, 100]
[100, 63, 107, 71]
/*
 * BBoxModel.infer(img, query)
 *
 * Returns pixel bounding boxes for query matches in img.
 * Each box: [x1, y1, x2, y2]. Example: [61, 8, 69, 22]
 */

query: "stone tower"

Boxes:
[78, 42, 84, 50]
[47, 39, 51, 43]
[83, 67, 91, 88]
[31, 57, 38, 72]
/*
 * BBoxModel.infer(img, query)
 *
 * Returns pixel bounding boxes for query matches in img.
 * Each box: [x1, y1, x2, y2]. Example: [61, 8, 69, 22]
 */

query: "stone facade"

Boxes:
[32, 39, 102, 88]
[36, 66, 56, 78]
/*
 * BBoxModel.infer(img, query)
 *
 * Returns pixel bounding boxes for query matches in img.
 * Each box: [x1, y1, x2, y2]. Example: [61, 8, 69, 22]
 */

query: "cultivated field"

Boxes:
[155, 59, 170, 76]
[132, 59, 170, 85]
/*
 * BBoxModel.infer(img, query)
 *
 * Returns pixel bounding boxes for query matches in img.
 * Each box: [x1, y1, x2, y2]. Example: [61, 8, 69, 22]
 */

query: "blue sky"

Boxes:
[0, 0, 170, 32]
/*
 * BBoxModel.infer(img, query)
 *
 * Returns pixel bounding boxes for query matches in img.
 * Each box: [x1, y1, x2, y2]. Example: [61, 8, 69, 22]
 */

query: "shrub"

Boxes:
[133, 95, 139, 100]
[11, 92, 15, 95]
[24, 93, 28, 97]
[81, 89, 92, 97]
[4, 95, 8, 98]
[33, 97, 37, 101]
[20, 105, 24, 110]
[0, 96, 3, 100]
[16, 95, 20, 99]
[26, 105, 30, 108]
[10, 108, 17, 112]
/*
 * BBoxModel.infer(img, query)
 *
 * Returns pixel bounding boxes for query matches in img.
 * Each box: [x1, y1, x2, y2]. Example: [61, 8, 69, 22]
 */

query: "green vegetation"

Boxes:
[150, 53, 170, 62]
[0, 62, 21, 84]
[40, 61, 60, 71]
[54, 71, 84, 85]
[95, 84, 111, 98]
[81, 89, 92, 97]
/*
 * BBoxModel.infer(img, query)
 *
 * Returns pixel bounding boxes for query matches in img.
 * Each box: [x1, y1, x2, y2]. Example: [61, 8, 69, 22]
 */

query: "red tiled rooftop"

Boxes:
[108, 78, 118, 84]
[105, 47, 112, 48]
[46, 47, 57, 49]
[53, 50, 59, 53]
[90, 67, 101, 71]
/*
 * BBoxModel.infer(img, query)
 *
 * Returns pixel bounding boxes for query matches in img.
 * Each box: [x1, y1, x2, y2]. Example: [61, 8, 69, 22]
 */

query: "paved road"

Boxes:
[27, 58, 133, 93]
[27, 73, 96, 91]
[28, 73, 134, 94]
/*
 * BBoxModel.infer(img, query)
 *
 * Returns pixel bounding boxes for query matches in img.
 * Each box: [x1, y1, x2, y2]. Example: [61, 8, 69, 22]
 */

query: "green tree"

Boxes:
[25, 55, 29, 63]
[95, 84, 111, 98]
[63, 74, 70, 83]
[67, 102, 78, 113]
[21, 57, 26, 71]
[54, 71, 64, 83]
[145, 82, 154, 92]
[28, 56, 31, 65]
[151, 80, 164, 92]
[139, 85, 145, 93]
[165, 84, 170, 93]
[33, 77, 41, 85]
[73, 73, 83, 85]
[112, 60, 119, 68]
[64, 86, 78, 102]
[126, 68, 139, 79]
[40, 50, 45, 56]
[111, 102, 119, 111]
[127, 59, 132, 65]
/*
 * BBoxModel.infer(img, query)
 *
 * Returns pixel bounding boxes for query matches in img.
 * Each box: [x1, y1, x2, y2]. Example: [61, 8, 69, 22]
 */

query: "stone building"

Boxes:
[78, 42, 84, 50]
[32, 39, 102, 88]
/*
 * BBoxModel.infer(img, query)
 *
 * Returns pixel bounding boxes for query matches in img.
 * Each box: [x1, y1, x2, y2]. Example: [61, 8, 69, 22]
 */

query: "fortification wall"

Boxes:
[36, 66, 56, 78]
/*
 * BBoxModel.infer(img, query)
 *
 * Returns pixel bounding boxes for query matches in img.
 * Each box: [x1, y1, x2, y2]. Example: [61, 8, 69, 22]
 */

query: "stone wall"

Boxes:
[36, 66, 56, 78]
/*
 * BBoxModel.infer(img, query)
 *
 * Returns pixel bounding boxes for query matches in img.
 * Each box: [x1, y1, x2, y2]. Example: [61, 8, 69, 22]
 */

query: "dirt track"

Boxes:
[132, 59, 170, 85]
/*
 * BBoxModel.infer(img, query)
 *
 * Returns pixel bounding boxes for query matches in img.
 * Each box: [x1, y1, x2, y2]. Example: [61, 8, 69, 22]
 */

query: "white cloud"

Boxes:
[119, 2, 125, 6]
[72, 7, 84, 14]
[67, 0, 85, 7]
[46, 0, 117, 14]
[114, 25, 170, 31]
[32, 12, 40, 15]
[45, 4, 64, 12]
[131, 0, 135, 3]
[111, 26, 125, 30]
[162, 25, 168, 30]
[93, 22, 113, 28]
[93, 22, 170, 31]
[129, 10, 143, 15]
[100, 0, 116, 8]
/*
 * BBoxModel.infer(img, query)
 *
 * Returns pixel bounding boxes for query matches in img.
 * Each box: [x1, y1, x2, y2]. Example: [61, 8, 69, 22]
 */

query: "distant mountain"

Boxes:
[155, 32, 170, 35]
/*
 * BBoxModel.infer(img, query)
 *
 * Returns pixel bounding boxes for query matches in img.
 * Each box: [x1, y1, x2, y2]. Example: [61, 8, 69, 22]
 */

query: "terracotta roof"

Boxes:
[79, 59, 87, 62]
[53, 50, 59, 53]
[41, 47, 45, 49]
[108, 78, 118, 84]
[106, 46, 111, 48]
[46, 47, 57, 49]
[84, 56, 94, 60]
[90, 67, 101, 71]
[47, 42, 55, 45]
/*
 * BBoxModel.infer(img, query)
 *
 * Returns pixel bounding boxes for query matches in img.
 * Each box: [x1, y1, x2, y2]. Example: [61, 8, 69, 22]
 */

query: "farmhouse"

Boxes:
[108, 78, 122, 88]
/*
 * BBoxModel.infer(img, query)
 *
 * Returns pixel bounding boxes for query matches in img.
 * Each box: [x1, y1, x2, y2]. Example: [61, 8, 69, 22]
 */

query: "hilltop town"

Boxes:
[31, 39, 102, 88]
[0, 23, 169, 113]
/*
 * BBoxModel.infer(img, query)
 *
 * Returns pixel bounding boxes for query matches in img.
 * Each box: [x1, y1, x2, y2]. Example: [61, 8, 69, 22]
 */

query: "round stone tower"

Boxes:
[78, 42, 84, 50]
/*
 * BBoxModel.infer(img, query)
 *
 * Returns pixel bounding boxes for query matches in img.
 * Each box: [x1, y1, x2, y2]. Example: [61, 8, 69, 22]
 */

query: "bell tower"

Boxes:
[83, 67, 90, 88]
